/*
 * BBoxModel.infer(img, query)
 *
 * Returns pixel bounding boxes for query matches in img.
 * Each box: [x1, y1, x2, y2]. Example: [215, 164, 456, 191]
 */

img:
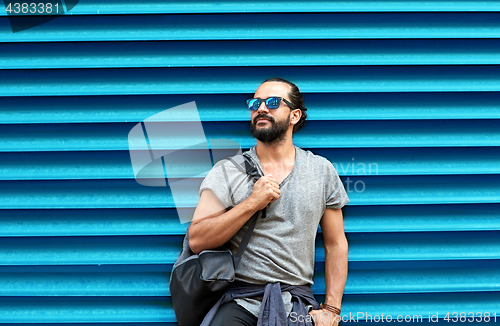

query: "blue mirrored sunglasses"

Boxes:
[246, 97, 296, 111]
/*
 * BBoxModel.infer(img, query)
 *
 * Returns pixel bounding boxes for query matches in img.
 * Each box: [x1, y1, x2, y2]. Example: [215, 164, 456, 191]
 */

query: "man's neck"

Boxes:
[255, 135, 296, 164]
[255, 138, 296, 182]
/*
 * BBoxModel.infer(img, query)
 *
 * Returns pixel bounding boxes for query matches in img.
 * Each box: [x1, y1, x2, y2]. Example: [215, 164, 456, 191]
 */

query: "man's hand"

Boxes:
[247, 175, 280, 210]
[308, 309, 339, 326]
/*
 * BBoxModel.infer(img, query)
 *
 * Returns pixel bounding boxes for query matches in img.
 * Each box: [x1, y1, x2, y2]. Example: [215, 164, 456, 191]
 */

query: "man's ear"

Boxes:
[290, 109, 302, 126]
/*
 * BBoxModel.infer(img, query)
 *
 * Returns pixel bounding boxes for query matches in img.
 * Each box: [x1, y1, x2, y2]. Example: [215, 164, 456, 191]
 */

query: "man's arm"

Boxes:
[188, 175, 280, 254]
[309, 207, 348, 325]
[321, 207, 348, 309]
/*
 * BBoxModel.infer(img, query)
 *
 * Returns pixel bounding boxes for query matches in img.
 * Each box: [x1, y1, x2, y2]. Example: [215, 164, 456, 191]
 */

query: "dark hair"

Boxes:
[262, 77, 307, 133]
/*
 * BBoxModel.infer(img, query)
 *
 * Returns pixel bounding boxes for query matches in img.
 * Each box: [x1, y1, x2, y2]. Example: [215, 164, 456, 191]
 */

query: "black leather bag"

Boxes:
[169, 155, 262, 326]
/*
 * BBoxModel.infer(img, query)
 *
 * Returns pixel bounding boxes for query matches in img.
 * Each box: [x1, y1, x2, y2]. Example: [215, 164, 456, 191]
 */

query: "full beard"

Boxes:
[250, 114, 290, 145]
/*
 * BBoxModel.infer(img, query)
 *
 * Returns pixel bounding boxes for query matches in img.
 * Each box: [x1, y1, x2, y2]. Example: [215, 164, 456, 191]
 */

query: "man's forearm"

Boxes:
[324, 238, 348, 308]
[188, 197, 259, 254]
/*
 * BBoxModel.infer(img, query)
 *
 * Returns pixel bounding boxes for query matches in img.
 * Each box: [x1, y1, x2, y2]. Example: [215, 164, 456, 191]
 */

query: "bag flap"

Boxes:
[198, 250, 235, 282]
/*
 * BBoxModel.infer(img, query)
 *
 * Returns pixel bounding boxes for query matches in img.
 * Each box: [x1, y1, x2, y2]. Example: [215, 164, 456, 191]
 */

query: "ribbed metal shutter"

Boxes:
[1, 1, 499, 324]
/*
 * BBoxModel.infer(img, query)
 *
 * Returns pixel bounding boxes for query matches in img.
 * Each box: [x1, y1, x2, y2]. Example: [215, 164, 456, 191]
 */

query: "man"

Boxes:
[188, 78, 349, 326]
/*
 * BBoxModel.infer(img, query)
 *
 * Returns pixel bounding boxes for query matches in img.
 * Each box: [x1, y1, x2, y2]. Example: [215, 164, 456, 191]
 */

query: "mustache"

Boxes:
[253, 114, 275, 124]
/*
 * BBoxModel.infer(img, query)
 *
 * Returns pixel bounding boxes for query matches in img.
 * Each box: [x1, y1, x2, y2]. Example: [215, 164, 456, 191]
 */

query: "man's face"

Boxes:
[249, 82, 293, 144]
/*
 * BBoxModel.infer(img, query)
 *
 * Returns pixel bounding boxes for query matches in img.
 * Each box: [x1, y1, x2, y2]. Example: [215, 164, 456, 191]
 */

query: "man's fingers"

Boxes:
[262, 175, 278, 184]
[259, 177, 280, 193]
[251, 174, 281, 207]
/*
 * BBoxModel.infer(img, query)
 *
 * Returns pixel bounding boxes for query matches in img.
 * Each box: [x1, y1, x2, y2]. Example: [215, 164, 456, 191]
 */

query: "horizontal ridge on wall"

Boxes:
[2, 39, 500, 69]
[1, 120, 500, 152]
[1, 261, 500, 296]
[1, 231, 499, 266]
[0, 292, 499, 323]
[1, 92, 500, 123]
[2, 13, 500, 42]
[1, 203, 499, 237]
[1, 175, 499, 208]
[0, 296, 173, 323]
[1, 147, 499, 180]
[3, 1, 500, 15]
[2, 66, 500, 96]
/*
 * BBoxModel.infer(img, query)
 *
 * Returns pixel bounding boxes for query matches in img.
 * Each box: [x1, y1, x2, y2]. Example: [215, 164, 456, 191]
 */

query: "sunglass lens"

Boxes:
[246, 99, 261, 110]
[266, 97, 281, 109]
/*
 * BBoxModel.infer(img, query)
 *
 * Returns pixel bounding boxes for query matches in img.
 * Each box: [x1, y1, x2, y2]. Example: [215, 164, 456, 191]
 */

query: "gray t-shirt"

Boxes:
[198, 146, 349, 316]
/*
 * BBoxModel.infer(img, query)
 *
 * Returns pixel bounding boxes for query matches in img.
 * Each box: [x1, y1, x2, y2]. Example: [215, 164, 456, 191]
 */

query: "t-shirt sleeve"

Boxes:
[198, 160, 234, 209]
[325, 160, 349, 209]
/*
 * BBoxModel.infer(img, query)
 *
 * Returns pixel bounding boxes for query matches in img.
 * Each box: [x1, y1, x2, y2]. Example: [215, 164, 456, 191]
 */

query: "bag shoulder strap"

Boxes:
[232, 211, 258, 268]
[226, 154, 264, 268]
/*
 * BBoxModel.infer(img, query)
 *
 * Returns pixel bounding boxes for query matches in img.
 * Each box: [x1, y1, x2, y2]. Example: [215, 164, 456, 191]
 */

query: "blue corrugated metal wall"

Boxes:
[1, 1, 500, 324]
